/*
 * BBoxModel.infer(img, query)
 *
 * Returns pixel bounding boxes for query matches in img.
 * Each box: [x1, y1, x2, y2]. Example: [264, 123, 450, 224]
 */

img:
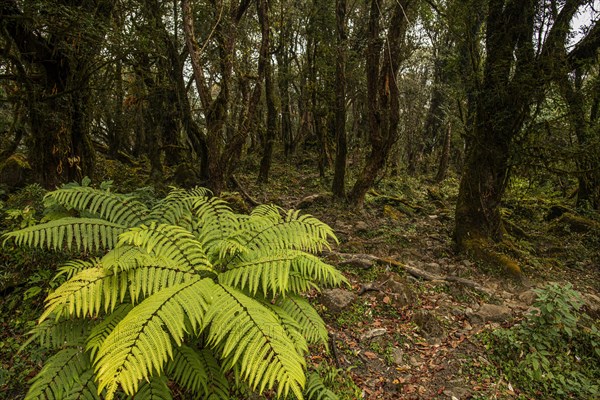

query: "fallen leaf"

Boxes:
[363, 351, 378, 359]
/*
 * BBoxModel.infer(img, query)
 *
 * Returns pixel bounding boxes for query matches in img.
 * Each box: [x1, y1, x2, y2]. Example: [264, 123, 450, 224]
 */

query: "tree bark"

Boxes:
[349, 0, 414, 207]
[181, 0, 251, 193]
[332, 0, 348, 199]
[1, 0, 114, 187]
[257, 0, 277, 184]
[454, 0, 588, 248]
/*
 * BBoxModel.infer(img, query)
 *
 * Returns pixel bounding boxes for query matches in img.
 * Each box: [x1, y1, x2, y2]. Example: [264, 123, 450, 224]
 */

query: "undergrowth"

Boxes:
[485, 283, 600, 399]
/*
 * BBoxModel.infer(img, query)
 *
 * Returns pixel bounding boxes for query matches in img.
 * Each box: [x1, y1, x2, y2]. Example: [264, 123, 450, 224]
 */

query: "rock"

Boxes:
[339, 257, 374, 269]
[443, 386, 471, 399]
[355, 221, 369, 232]
[413, 310, 445, 338]
[378, 275, 416, 307]
[550, 213, 600, 234]
[582, 292, 600, 319]
[296, 193, 332, 209]
[360, 328, 387, 341]
[0, 153, 31, 189]
[391, 347, 404, 365]
[469, 303, 513, 324]
[424, 262, 441, 274]
[320, 289, 356, 313]
[518, 289, 538, 306]
[462, 259, 474, 268]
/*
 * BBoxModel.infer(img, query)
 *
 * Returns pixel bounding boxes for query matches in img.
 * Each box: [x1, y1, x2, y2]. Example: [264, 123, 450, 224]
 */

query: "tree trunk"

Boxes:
[332, 0, 348, 199]
[435, 123, 451, 183]
[454, 0, 588, 248]
[1, 0, 114, 187]
[257, 0, 277, 183]
[182, 0, 251, 193]
[349, 0, 414, 207]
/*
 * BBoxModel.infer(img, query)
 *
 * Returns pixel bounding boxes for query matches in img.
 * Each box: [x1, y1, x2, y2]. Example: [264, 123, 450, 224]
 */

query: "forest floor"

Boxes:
[235, 156, 600, 400]
[1, 154, 599, 399]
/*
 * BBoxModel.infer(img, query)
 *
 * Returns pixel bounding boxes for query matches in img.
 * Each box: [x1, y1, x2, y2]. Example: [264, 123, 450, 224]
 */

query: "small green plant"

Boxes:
[306, 364, 362, 400]
[5, 185, 348, 399]
[487, 283, 600, 398]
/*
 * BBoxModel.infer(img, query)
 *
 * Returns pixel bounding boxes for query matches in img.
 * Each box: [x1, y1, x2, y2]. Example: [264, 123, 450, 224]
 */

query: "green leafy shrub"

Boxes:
[487, 283, 600, 398]
[4, 186, 347, 399]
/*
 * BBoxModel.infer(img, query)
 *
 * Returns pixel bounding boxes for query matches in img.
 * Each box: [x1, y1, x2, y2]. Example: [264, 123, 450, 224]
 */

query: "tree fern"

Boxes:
[5, 185, 347, 399]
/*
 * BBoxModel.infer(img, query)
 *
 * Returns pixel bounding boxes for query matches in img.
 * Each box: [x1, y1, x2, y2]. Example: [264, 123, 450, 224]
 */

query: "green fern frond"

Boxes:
[118, 223, 213, 274]
[193, 196, 238, 247]
[219, 253, 294, 297]
[40, 265, 125, 321]
[132, 375, 172, 400]
[86, 304, 133, 359]
[27, 317, 91, 349]
[63, 369, 100, 400]
[54, 259, 100, 281]
[95, 278, 215, 399]
[127, 264, 204, 303]
[3, 218, 126, 251]
[289, 253, 348, 289]
[148, 187, 211, 227]
[268, 304, 309, 355]
[239, 217, 337, 256]
[25, 347, 91, 400]
[220, 251, 345, 297]
[47, 187, 149, 227]
[304, 372, 339, 400]
[168, 346, 230, 399]
[206, 284, 306, 399]
[249, 204, 285, 222]
[276, 295, 329, 347]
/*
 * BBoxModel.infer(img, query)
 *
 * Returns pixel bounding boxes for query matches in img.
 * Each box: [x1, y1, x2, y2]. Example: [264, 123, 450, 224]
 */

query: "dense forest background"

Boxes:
[1, 0, 600, 399]
[1, 0, 599, 245]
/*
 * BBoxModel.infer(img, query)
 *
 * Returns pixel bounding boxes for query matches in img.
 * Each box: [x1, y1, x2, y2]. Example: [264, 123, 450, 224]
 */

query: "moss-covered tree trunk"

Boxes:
[1, 0, 113, 187]
[332, 0, 348, 199]
[455, 0, 590, 251]
[257, 0, 277, 184]
[182, 0, 252, 194]
[348, 0, 415, 207]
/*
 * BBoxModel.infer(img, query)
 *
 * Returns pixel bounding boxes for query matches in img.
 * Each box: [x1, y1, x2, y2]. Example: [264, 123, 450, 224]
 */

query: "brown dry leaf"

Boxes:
[383, 296, 390, 304]
[363, 351, 378, 359]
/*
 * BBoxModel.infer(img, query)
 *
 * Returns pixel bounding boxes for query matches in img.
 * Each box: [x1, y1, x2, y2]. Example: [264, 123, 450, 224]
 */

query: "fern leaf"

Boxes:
[219, 253, 294, 297]
[268, 304, 309, 355]
[305, 372, 339, 400]
[47, 187, 149, 226]
[148, 187, 211, 227]
[221, 251, 347, 297]
[27, 317, 91, 349]
[206, 284, 306, 399]
[25, 347, 91, 400]
[40, 265, 125, 321]
[118, 223, 213, 273]
[95, 278, 214, 399]
[168, 346, 230, 399]
[131, 375, 172, 400]
[276, 295, 329, 347]
[237, 215, 337, 258]
[193, 196, 238, 248]
[3, 218, 126, 251]
[289, 253, 348, 289]
[250, 204, 285, 222]
[86, 304, 133, 359]
[63, 369, 101, 400]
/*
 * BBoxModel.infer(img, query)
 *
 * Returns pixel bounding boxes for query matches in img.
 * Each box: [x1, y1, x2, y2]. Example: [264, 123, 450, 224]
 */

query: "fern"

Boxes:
[6, 185, 346, 400]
